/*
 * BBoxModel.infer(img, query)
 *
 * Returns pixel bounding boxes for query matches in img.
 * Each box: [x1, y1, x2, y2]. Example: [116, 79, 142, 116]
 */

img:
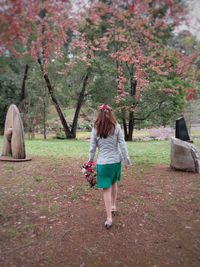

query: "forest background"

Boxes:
[0, 0, 200, 141]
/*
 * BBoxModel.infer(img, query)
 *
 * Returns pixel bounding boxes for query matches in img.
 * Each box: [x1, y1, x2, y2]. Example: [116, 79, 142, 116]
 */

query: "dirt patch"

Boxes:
[0, 158, 200, 267]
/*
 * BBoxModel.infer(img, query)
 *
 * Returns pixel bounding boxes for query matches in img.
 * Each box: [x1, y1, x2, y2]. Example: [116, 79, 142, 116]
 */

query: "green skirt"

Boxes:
[96, 162, 121, 189]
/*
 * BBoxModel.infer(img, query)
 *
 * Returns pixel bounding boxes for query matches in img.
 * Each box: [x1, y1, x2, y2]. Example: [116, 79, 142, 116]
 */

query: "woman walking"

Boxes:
[89, 104, 131, 229]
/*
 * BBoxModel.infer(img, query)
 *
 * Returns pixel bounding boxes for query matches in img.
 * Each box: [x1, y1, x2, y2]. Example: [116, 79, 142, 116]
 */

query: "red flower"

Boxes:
[186, 88, 196, 101]
[98, 104, 112, 111]
[129, 4, 135, 13]
[81, 160, 97, 188]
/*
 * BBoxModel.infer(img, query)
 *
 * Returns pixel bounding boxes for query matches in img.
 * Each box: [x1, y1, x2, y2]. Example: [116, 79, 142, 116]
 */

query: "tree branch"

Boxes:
[71, 70, 90, 136]
[134, 99, 166, 121]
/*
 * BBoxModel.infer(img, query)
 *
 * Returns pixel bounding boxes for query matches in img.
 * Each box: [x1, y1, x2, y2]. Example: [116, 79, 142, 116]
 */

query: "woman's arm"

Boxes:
[89, 127, 97, 161]
[117, 125, 131, 165]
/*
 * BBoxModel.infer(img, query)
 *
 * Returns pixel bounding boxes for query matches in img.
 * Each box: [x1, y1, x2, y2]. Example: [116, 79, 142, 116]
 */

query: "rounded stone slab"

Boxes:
[0, 156, 32, 162]
[170, 137, 200, 173]
[2, 104, 26, 159]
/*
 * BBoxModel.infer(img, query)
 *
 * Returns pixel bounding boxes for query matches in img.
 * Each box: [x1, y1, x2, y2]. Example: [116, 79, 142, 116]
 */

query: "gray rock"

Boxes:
[170, 137, 200, 173]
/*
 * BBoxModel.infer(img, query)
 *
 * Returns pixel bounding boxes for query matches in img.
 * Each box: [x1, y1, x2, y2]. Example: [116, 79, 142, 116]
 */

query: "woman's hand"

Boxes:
[125, 164, 130, 170]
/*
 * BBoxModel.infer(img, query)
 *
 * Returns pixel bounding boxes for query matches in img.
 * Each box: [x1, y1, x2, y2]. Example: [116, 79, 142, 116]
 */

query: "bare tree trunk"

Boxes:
[43, 72, 73, 138]
[42, 86, 48, 140]
[38, 59, 74, 139]
[71, 72, 90, 138]
[122, 111, 128, 141]
[127, 111, 134, 141]
[19, 64, 29, 115]
[43, 96, 47, 140]
[123, 64, 137, 141]
[127, 64, 137, 141]
[31, 118, 36, 139]
[21, 64, 29, 102]
[38, 8, 74, 139]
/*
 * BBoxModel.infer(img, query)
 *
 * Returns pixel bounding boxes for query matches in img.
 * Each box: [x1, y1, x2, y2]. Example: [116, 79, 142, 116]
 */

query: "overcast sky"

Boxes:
[176, 0, 200, 40]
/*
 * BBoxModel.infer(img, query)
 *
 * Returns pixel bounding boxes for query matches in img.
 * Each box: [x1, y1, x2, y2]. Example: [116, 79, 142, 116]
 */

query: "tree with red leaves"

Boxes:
[0, 0, 91, 138]
[85, 0, 198, 140]
[1, 0, 198, 140]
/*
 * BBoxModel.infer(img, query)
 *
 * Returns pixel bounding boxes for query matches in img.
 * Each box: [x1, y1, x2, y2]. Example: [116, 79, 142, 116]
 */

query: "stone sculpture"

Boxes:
[0, 104, 31, 161]
[171, 137, 200, 173]
[175, 117, 190, 142]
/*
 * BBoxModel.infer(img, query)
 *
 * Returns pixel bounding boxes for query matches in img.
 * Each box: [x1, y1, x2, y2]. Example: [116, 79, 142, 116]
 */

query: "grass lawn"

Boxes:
[0, 135, 200, 166]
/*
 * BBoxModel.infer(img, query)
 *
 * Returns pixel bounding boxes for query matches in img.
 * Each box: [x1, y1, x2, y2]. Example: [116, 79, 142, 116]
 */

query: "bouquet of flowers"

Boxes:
[81, 160, 97, 188]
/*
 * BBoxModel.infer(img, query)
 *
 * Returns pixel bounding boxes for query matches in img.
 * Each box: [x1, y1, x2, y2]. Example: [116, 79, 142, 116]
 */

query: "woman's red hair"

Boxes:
[95, 109, 116, 138]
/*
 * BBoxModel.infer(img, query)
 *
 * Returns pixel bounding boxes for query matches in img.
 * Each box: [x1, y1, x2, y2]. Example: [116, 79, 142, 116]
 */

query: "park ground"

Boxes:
[0, 139, 200, 267]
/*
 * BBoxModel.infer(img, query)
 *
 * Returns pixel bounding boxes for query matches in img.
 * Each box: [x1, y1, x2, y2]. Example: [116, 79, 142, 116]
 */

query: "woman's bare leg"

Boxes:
[111, 182, 118, 211]
[103, 188, 112, 222]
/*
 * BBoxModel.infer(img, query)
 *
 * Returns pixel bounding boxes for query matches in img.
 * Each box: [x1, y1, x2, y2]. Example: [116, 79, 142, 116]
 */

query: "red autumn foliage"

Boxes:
[0, 0, 84, 70]
[0, 0, 197, 108]
[186, 88, 196, 101]
[86, 0, 191, 108]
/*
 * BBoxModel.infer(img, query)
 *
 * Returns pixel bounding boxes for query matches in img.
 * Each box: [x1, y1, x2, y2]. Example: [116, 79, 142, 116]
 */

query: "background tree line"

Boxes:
[0, 0, 199, 140]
